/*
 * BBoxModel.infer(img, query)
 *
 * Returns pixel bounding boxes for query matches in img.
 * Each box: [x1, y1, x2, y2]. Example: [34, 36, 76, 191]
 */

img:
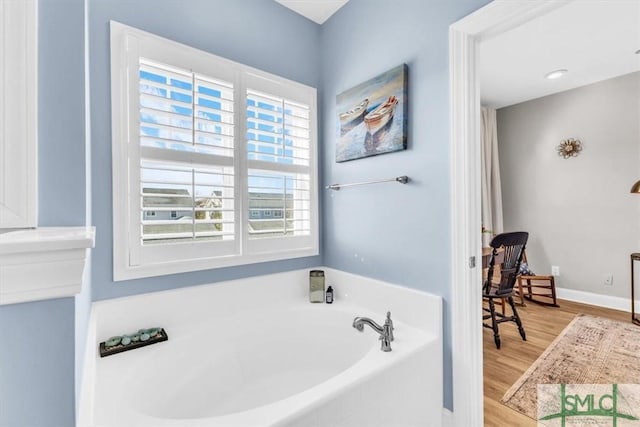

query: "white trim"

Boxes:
[77, 303, 97, 426]
[556, 287, 634, 313]
[449, 24, 484, 427]
[0, 227, 96, 305]
[449, 1, 569, 426]
[115, 247, 319, 282]
[453, 0, 572, 43]
[0, 0, 37, 229]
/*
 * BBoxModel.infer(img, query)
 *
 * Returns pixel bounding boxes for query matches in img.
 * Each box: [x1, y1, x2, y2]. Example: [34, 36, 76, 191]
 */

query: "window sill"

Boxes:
[0, 226, 96, 305]
[115, 245, 319, 281]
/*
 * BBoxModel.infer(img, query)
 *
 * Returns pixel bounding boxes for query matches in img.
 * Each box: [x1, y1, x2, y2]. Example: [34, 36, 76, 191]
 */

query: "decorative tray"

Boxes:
[99, 328, 168, 357]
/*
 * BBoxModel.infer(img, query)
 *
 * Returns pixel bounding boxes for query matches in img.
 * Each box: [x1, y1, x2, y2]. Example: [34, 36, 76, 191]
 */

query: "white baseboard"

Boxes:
[555, 287, 637, 313]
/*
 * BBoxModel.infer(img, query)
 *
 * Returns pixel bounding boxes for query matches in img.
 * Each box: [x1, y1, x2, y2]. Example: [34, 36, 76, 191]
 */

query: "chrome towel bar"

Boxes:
[325, 175, 409, 191]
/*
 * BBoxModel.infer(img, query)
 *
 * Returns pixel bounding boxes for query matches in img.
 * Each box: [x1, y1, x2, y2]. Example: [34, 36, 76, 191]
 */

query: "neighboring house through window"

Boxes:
[110, 22, 318, 280]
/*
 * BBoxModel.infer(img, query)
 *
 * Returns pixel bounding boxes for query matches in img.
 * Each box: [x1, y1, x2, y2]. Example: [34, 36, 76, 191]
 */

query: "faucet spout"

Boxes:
[352, 312, 394, 352]
[352, 317, 384, 334]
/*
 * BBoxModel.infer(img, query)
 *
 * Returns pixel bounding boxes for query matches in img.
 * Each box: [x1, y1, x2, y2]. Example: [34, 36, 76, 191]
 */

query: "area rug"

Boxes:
[501, 313, 640, 420]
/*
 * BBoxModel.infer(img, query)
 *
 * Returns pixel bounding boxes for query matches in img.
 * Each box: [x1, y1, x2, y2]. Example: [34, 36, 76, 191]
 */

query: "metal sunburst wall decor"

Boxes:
[557, 138, 582, 159]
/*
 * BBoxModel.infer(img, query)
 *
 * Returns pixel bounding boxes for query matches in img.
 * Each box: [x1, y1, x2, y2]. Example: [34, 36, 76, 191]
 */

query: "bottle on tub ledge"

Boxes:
[309, 270, 325, 303]
[325, 286, 334, 304]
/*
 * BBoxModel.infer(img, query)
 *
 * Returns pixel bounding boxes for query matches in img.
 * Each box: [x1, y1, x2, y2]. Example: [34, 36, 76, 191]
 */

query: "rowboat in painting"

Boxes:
[339, 98, 369, 125]
[364, 95, 398, 134]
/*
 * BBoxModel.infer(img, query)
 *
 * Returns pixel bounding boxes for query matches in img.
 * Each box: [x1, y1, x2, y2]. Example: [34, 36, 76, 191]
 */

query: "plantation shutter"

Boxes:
[246, 89, 312, 241]
[138, 59, 236, 246]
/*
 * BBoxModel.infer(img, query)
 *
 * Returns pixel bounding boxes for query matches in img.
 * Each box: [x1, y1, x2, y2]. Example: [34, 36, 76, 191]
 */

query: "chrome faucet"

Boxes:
[352, 311, 394, 352]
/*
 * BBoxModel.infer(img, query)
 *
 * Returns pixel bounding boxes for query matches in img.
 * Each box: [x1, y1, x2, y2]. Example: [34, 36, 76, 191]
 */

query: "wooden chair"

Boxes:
[483, 232, 528, 349]
[517, 250, 559, 307]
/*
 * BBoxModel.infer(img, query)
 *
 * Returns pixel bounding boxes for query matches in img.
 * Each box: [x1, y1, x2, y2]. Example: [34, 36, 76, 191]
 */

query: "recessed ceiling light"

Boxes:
[545, 69, 568, 80]
[635, 49, 640, 55]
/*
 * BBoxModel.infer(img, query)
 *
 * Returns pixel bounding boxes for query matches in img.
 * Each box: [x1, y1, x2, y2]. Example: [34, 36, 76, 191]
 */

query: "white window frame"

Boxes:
[110, 22, 318, 281]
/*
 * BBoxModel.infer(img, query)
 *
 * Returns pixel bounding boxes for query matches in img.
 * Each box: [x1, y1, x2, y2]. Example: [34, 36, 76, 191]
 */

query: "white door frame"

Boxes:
[449, 1, 570, 425]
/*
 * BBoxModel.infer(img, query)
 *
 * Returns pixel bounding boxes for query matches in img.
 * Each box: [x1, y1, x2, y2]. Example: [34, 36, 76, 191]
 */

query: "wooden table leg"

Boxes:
[632, 253, 640, 326]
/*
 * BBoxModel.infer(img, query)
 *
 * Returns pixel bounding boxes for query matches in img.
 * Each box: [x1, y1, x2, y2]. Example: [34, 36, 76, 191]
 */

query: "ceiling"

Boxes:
[273, 1, 639, 105]
[274, 0, 349, 24]
[480, 0, 640, 109]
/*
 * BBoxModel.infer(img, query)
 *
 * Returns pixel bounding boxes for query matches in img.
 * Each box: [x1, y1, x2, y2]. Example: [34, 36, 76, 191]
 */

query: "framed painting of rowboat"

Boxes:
[336, 64, 408, 162]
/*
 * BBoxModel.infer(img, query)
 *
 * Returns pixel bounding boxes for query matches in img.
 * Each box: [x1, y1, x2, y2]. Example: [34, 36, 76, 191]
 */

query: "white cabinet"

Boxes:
[0, 0, 37, 228]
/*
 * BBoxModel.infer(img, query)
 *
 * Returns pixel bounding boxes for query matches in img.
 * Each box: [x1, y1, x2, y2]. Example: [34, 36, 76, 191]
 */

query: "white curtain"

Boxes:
[481, 107, 504, 247]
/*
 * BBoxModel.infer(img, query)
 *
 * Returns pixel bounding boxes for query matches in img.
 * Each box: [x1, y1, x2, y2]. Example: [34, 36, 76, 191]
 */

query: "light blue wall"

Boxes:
[89, 0, 323, 301]
[320, 0, 489, 409]
[39, 0, 87, 228]
[0, 298, 76, 426]
[0, 0, 85, 425]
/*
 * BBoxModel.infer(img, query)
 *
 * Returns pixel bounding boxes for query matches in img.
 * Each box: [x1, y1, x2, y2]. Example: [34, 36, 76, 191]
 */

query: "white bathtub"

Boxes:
[79, 268, 442, 426]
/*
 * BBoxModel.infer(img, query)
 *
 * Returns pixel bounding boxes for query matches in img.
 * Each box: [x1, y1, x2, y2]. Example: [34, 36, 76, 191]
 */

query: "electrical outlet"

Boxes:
[551, 265, 560, 276]
[604, 274, 613, 286]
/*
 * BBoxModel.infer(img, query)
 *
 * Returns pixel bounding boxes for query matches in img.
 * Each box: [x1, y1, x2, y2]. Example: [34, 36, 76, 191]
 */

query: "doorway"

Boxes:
[448, 2, 570, 425]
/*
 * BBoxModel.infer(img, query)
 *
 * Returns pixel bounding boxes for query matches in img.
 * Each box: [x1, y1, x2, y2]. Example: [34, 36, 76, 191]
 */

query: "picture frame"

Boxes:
[336, 64, 408, 162]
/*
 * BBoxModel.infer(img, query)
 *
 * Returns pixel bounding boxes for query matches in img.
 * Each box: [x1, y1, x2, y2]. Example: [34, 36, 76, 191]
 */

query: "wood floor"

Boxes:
[483, 298, 631, 427]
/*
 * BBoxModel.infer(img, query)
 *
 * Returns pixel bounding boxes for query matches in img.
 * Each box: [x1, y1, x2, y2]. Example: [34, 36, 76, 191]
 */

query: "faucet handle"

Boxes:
[385, 311, 394, 341]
